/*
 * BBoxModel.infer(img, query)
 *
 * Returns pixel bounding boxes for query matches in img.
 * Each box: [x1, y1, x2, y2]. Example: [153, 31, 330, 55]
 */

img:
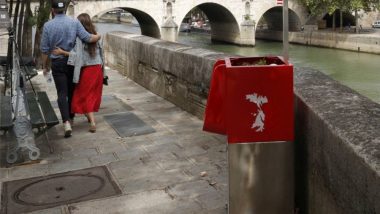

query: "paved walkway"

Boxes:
[0, 68, 227, 214]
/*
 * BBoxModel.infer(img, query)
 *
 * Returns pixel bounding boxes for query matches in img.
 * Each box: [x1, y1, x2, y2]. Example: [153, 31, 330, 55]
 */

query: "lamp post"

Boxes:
[283, 0, 289, 63]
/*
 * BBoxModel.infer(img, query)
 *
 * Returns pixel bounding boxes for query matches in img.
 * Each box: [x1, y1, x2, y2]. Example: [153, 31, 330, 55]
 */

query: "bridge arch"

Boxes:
[119, 8, 161, 39]
[257, 6, 302, 31]
[73, 1, 163, 39]
[93, 8, 161, 39]
[177, 3, 241, 45]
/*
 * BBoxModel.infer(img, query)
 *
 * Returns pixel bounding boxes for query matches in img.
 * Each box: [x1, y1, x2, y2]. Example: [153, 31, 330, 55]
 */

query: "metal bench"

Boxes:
[26, 91, 59, 133]
[2, 10, 58, 163]
[0, 56, 38, 80]
[0, 95, 12, 132]
[25, 91, 59, 156]
[20, 57, 38, 81]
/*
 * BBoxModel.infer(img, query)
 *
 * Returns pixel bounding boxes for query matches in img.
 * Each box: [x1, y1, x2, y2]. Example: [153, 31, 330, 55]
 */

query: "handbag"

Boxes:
[103, 75, 109, 85]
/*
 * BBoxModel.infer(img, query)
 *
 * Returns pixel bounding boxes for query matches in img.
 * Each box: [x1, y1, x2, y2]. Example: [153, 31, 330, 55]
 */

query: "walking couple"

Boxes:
[41, 0, 105, 137]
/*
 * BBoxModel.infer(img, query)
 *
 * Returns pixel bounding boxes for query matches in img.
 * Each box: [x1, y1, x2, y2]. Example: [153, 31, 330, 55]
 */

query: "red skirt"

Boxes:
[71, 64, 103, 114]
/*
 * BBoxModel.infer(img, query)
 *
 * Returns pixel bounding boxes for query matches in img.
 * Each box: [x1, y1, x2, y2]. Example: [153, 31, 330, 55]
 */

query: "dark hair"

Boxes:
[77, 13, 97, 57]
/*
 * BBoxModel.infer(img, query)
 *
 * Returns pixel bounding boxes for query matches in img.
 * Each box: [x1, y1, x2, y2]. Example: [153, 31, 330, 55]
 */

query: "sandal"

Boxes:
[89, 122, 96, 133]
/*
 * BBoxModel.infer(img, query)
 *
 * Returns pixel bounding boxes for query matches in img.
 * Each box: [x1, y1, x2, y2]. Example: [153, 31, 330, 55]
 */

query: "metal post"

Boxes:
[283, 0, 289, 63]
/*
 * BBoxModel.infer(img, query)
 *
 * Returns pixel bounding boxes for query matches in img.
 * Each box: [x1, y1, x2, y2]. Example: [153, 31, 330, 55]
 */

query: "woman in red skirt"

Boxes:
[53, 13, 105, 133]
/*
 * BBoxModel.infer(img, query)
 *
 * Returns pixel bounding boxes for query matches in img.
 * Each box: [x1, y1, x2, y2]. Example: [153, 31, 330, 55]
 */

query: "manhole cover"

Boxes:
[1, 166, 121, 214]
[104, 112, 155, 137]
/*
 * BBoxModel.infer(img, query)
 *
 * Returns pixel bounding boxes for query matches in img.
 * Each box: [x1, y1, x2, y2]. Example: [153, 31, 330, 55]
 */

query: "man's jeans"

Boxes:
[51, 58, 75, 123]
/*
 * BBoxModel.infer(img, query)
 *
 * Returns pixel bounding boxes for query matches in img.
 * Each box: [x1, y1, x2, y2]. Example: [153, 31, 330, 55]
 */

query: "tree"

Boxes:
[298, 0, 380, 33]
[12, 0, 20, 31]
[297, 0, 335, 16]
[8, 0, 13, 18]
[334, 0, 347, 32]
[33, 0, 51, 67]
[22, 0, 33, 56]
[17, 0, 25, 49]
[348, 0, 380, 33]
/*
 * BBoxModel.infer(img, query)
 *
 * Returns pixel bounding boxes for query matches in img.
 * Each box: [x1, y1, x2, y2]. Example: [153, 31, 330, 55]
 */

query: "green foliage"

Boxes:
[27, 16, 37, 26]
[36, 2, 51, 29]
[296, 0, 334, 15]
[297, 0, 380, 15]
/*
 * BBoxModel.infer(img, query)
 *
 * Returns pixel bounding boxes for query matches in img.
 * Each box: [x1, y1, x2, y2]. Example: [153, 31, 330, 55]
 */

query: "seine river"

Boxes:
[95, 22, 380, 104]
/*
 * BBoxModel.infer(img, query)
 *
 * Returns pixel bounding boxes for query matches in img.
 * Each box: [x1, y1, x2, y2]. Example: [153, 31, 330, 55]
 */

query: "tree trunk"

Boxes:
[355, 10, 359, 34]
[8, 0, 13, 18]
[33, 0, 51, 68]
[17, 0, 25, 53]
[333, 12, 336, 31]
[339, 10, 343, 32]
[12, 0, 20, 31]
[22, 0, 33, 56]
[33, 28, 42, 64]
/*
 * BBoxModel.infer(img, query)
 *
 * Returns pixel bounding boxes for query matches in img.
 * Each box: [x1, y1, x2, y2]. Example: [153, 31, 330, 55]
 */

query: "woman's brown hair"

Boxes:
[77, 13, 97, 57]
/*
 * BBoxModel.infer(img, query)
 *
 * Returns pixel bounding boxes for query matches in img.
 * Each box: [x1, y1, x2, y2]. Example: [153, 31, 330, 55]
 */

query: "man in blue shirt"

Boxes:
[40, 0, 101, 137]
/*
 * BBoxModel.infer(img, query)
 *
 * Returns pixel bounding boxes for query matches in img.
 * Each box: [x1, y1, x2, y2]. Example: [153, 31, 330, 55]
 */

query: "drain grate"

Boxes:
[1, 166, 122, 214]
[104, 112, 155, 137]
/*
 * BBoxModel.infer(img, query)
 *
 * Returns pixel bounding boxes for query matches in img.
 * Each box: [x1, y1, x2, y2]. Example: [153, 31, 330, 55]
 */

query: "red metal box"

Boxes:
[203, 56, 294, 143]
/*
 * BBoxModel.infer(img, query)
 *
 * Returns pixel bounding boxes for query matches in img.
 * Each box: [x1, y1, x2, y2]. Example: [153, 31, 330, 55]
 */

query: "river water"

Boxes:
[95, 22, 380, 104]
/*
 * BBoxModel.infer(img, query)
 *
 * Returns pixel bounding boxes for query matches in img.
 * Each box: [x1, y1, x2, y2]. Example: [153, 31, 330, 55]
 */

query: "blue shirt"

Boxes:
[40, 14, 92, 59]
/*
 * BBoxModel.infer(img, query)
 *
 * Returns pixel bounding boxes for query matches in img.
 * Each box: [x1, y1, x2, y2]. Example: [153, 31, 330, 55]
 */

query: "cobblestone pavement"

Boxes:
[0, 68, 228, 214]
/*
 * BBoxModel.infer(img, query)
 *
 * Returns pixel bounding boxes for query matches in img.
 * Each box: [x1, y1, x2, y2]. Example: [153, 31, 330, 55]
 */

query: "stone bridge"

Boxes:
[66, 0, 308, 46]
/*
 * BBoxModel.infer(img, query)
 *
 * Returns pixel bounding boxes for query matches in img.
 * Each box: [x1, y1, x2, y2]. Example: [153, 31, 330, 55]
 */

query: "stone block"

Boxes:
[120, 169, 192, 194]
[156, 157, 194, 170]
[61, 148, 99, 159]
[69, 189, 202, 214]
[196, 191, 227, 211]
[89, 153, 117, 166]
[109, 161, 162, 182]
[8, 164, 49, 180]
[166, 179, 215, 199]
[0, 168, 8, 181]
[98, 142, 126, 154]
[114, 147, 149, 164]
[27, 206, 65, 214]
[48, 158, 92, 174]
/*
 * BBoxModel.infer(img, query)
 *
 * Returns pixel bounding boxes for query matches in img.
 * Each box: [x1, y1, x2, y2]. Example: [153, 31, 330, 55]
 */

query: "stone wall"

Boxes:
[103, 32, 231, 119]
[256, 30, 380, 54]
[294, 68, 380, 214]
[104, 32, 380, 214]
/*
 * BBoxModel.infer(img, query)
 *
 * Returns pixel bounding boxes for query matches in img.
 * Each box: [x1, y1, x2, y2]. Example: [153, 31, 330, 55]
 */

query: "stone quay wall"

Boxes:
[256, 30, 380, 54]
[104, 32, 380, 214]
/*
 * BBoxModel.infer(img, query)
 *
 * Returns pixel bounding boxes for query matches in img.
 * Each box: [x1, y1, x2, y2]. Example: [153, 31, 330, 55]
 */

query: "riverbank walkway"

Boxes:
[0, 67, 227, 214]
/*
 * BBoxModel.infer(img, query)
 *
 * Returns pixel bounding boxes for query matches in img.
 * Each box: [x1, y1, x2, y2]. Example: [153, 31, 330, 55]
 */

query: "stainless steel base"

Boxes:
[228, 142, 294, 214]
